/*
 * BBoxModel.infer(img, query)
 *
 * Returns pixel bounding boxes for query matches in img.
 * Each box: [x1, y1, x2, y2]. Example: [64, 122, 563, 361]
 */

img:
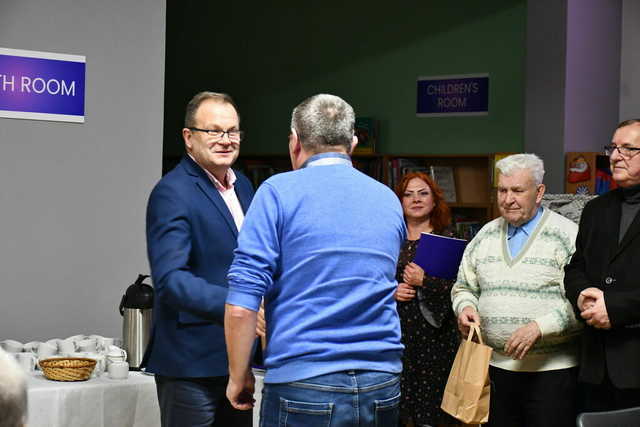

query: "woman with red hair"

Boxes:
[394, 172, 460, 427]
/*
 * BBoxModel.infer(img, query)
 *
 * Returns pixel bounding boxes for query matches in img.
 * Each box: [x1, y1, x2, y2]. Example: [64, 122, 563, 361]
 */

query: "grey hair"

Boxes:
[0, 349, 27, 427]
[495, 153, 545, 185]
[290, 94, 355, 153]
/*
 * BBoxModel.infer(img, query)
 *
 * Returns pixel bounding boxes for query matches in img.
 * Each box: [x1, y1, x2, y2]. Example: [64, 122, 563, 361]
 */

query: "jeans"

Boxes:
[155, 375, 253, 427]
[259, 370, 400, 427]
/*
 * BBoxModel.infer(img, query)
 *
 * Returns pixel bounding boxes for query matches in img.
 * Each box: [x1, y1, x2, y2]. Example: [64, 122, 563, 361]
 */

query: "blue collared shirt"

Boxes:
[507, 206, 543, 258]
[300, 151, 352, 168]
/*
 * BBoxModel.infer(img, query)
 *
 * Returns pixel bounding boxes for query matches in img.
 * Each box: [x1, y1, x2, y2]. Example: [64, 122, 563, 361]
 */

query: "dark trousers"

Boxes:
[581, 375, 640, 413]
[155, 374, 252, 427]
[487, 366, 578, 427]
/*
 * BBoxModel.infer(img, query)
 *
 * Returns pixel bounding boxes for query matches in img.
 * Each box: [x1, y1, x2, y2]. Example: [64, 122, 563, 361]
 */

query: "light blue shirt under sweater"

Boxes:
[506, 206, 543, 258]
[227, 152, 406, 383]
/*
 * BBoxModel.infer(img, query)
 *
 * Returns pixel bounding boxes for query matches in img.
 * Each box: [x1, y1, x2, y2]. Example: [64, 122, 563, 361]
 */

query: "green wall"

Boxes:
[164, 1, 526, 157]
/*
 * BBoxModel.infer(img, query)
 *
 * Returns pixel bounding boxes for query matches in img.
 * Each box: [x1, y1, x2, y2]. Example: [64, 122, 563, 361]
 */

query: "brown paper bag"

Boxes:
[441, 323, 493, 424]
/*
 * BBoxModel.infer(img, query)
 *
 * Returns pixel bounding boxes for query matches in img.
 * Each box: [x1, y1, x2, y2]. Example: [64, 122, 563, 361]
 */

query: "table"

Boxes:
[27, 371, 160, 427]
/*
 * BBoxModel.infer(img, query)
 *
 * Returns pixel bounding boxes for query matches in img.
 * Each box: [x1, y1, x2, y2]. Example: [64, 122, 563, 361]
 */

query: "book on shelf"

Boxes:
[429, 166, 457, 203]
[352, 157, 384, 182]
[454, 220, 483, 240]
[354, 117, 378, 154]
[414, 232, 468, 280]
[387, 158, 429, 189]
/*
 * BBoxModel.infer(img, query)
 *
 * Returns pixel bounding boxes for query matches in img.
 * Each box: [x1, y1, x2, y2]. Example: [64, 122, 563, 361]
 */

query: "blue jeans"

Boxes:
[155, 375, 252, 427]
[260, 370, 400, 427]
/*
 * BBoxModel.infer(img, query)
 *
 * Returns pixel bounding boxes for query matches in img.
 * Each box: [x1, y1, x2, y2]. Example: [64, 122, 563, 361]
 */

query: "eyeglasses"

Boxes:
[189, 128, 243, 142]
[604, 144, 640, 158]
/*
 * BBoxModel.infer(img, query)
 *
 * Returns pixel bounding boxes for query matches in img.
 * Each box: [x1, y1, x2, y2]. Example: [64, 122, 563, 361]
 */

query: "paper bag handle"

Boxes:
[466, 323, 484, 345]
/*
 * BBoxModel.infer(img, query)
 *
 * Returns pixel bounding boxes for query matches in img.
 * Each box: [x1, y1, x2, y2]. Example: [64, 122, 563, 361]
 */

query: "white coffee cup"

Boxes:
[1, 340, 24, 353]
[101, 337, 115, 351]
[67, 351, 90, 358]
[23, 341, 41, 354]
[85, 352, 106, 376]
[106, 346, 127, 366]
[46, 339, 61, 349]
[58, 339, 76, 354]
[107, 361, 129, 379]
[15, 352, 37, 373]
[76, 338, 97, 353]
[66, 334, 86, 342]
[36, 342, 58, 360]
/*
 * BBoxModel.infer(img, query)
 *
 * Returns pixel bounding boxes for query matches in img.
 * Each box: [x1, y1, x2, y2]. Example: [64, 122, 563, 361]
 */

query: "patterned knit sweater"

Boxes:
[451, 208, 582, 372]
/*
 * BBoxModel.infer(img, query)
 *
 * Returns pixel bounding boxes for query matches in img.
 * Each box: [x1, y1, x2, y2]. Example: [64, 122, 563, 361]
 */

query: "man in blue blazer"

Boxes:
[143, 92, 255, 426]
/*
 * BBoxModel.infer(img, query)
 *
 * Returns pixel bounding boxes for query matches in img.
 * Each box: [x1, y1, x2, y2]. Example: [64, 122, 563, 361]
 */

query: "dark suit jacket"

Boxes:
[142, 156, 254, 377]
[565, 189, 640, 388]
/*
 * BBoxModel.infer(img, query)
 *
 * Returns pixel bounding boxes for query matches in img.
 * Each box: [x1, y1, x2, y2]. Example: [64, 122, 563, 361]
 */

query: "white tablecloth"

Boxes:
[27, 371, 160, 427]
[253, 369, 265, 426]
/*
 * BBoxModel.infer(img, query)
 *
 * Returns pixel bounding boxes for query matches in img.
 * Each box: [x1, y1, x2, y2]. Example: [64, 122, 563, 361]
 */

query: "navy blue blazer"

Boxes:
[142, 156, 254, 377]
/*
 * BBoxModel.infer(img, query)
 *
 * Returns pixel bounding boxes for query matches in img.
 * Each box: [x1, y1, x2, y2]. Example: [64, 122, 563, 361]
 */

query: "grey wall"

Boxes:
[525, 0, 567, 193]
[526, 0, 622, 193]
[0, 0, 165, 341]
[621, 0, 640, 120]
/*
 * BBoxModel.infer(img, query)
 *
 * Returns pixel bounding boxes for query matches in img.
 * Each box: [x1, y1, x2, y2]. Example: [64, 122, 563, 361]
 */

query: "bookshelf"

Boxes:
[234, 153, 506, 232]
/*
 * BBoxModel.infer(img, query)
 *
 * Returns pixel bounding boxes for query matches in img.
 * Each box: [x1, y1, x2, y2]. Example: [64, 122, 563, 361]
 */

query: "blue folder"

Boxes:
[414, 232, 468, 280]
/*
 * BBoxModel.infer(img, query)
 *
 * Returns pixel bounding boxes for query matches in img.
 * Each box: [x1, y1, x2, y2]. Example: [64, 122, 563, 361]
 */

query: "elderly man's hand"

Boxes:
[395, 282, 416, 302]
[403, 262, 425, 287]
[577, 287, 598, 312]
[457, 306, 480, 338]
[580, 288, 611, 329]
[504, 322, 541, 360]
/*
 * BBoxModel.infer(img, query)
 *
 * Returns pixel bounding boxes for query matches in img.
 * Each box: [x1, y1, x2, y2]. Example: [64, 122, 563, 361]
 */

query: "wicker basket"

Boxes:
[39, 357, 97, 381]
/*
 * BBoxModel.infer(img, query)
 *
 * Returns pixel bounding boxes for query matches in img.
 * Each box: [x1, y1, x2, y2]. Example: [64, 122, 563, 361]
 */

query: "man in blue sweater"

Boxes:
[224, 94, 406, 426]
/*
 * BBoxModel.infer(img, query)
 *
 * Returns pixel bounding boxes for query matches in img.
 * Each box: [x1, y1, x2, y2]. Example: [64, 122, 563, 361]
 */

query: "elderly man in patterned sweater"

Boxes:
[451, 153, 582, 427]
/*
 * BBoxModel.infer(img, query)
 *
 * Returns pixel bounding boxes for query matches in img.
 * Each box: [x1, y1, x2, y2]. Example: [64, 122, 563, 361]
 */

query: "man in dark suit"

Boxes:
[143, 92, 254, 426]
[565, 118, 640, 412]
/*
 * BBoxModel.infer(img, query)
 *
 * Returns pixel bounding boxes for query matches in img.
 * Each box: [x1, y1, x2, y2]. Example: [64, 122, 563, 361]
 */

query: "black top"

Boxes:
[619, 183, 640, 242]
[396, 231, 459, 425]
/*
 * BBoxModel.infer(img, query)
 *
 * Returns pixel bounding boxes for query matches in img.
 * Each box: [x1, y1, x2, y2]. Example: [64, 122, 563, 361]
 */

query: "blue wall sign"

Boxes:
[0, 47, 86, 123]
[416, 74, 489, 117]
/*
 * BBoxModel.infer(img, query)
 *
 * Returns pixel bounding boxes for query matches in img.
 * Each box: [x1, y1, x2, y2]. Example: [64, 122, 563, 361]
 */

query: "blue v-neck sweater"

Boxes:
[227, 154, 406, 383]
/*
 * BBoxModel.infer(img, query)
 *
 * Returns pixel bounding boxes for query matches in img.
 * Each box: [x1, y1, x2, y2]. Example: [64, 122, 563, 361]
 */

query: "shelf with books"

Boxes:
[161, 151, 506, 226]
[236, 153, 385, 188]
[384, 153, 502, 225]
[236, 155, 292, 189]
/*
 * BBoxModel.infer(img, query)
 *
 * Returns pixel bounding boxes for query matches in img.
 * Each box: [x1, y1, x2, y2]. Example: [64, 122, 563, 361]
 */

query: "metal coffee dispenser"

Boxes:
[119, 274, 154, 370]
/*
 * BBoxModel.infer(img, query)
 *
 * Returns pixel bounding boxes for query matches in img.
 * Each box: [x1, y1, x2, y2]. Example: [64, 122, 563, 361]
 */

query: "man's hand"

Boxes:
[577, 287, 598, 311]
[395, 282, 416, 302]
[403, 262, 425, 287]
[226, 370, 255, 410]
[256, 302, 266, 338]
[504, 322, 541, 360]
[580, 288, 611, 329]
[457, 306, 480, 338]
